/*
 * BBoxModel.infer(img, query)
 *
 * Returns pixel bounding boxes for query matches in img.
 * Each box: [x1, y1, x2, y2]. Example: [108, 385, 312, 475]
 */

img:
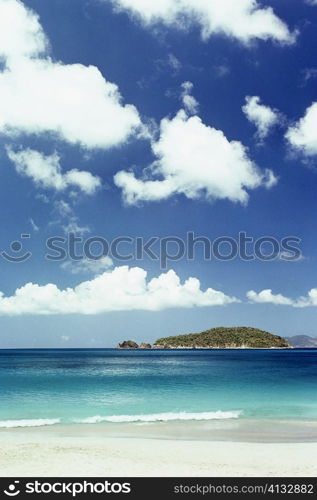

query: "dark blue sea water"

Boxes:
[0, 349, 317, 428]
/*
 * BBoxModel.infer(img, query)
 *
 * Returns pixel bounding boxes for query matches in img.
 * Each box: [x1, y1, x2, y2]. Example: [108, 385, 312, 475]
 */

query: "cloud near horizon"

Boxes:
[0, 267, 238, 315]
[247, 289, 317, 308]
[107, 0, 295, 45]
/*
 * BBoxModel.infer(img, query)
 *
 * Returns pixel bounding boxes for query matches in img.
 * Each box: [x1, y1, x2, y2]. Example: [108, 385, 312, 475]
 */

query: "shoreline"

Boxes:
[118, 346, 294, 351]
[4, 347, 317, 353]
[2, 418, 317, 443]
[1, 422, 317, 477]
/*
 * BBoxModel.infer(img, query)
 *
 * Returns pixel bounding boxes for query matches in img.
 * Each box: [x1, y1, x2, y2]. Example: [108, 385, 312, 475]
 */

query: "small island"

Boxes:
[117, 326, 291, 349]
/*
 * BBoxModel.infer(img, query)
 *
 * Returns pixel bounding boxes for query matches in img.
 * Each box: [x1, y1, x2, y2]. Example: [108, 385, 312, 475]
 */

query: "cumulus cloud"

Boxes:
[108, 0, 295, 44]
[7, 148, 101, 195]
[247, 289, 317, 308]
[114, 108, 277, 205]
[0, 0, 141, 149]
[0, 0, 47, 60]
[0, 267, 238, 315]
[247, 289, 294, 306]
[286, 102, 317, 156]
[242, 96, 281, 140]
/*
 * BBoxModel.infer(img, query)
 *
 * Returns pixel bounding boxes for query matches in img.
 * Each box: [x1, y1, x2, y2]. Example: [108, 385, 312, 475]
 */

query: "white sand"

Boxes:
[0, 424, 317, 477]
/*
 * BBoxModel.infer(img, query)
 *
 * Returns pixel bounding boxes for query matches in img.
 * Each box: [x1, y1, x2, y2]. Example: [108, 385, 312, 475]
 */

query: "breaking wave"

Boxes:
[0, 418, 61, 428]
[76, 410, 242, 424]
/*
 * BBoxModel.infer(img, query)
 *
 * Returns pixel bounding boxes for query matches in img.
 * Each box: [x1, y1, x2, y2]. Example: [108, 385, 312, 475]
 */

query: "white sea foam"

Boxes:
[0, 418, 60, 428]
[0, 411, 242, 428]
[77, 410, 242, 424]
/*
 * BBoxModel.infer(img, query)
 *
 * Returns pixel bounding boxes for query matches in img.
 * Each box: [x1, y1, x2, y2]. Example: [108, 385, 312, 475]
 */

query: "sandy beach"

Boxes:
[1, 421, 317, 477]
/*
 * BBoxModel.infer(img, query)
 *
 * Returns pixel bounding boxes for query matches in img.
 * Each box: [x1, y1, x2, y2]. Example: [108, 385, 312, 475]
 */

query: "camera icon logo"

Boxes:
[1, 234, 32, 263]
[4, 481, 20, 496]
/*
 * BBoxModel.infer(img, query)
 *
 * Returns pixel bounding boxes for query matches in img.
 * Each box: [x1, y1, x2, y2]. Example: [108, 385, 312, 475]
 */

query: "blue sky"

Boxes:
[0, 0, 317, 347]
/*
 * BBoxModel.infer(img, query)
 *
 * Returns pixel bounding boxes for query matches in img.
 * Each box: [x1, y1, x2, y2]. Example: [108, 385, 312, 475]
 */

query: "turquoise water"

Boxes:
[0, 349, 317, 427]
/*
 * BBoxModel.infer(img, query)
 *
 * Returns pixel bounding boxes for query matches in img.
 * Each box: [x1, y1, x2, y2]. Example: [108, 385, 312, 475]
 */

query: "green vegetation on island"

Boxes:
[154, 326, 291, 349]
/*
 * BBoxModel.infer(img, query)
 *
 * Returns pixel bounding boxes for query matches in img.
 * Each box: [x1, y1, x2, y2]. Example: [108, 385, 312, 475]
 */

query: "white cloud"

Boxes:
[277, 250, 305, 262]
[29, 218, 39, 232]
[114, 108, 277, 205]
[61, 256, 114, 275]
[286, 102, 317, 156]
[181, 81, 199, 115]
[301, 68, 317, 85]
[36, 193, 49, 204]
[213, 63, 230, 78]
[108, 0, 295, 44]
[0, 59, 142, 149]
[167, 53, 181, 72]
[0, 0, 48, 61]
[53, 200, 91, 235]
[54, 200, 73, 218]
[62, 219, 90, 235]
[7, 148, 101, 195]
[242, 96, 280, 140]
[0, 0, 141, 149]
[247, 289, 317, 308]
[0, 267, 238, 315]
[247, 289, 294, 306]
[301, 290, 317, 307]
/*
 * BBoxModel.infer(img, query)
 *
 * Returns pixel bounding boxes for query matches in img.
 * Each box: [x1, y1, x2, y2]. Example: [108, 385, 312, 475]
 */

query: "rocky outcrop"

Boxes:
[117, 341, 152, 349]
[117, 340, 139, 349]
[139, 343, 152, 349]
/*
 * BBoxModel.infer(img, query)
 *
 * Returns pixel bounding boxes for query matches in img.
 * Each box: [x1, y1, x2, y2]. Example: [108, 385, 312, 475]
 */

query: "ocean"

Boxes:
[0, 348, 317, 429]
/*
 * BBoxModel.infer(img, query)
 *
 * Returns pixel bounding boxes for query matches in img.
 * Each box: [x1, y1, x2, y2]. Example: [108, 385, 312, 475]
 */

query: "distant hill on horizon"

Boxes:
[286, 335, 317, 348]
[154, 326, 291, 349]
